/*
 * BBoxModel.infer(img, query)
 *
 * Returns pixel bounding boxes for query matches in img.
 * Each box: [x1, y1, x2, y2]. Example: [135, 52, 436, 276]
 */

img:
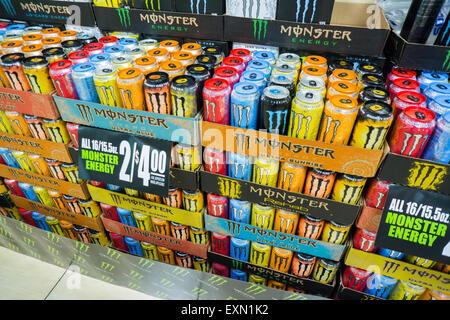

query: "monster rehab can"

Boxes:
[428, 95, 450, 118]
[230, 237, 250, 261]
[229, 198, 251, 224]
[318, 95, 359, 145]
[404, 255, 436, 269]
[143, 192, 162, 203]
[251, 204, 275, 230]
[211, 232, 230, 256]
[61, 163, 81, 183]
[116, 67, 145, 111]
[422, 111, 450, 163]
[1, 40, 23, 54]
[22, 56, 55, 94]
[230, 48, 251, 65]
[207, 193, 228, 219]
[273, 209, 299, 235]
[32, 212, 51, 231]
[100, 203, 120, 221]
[246, 60, 272, 80]
[117, 207, 137, 227]
[100, 36, 118, 47]
[4, 179, 25, 197]
[222, 56, 246, 75]
[388, 106, 437, 158]
[170, 222, 189, 241]
[230, 82, 260, 129]
[227, 152, 253, 181]
[24, 115, 49, 141]
[331, 174, 367, 205]
[151, 217, 170, 235]
[171, 75, 198, 118]
[349, 101, 394, 150]
[141, 242, 159, 261]
[0, 53, 31, 91]
[364, 179, 391, 210]
[277, 162, 307, 194]
[163, 187, 182, 208]
[45, 158, 66, 180]
[303, 168, 336, 199]
[182, 189, 204, 213]
[157, 246, 176, 265]
[64, 195, 82, 214]
[49, 60, 79, 99]
[73, 225, 91, 243]
[22, 44, 43, 57]
[364, 274, 398, 299]
[174, 143, 201, 172]
[72, 62, 100, 103]
[189, 227, 209, 245]
[84, 42, 104, 56]
[48, 190, 67, 210]
[288, 90, 324, 140]
[297, 215, 324, 240]
[203, 78, 232, 124]
[250, 241, 271, 267]
[131, 212, 152, 231]
[356, 62, 382, 81]
[12, 151, 35, 172]
[144, 71, 171, 114]
[5, 111, 32, 137]
[105, 45, 124, 58]
[329, 69, 357, 89]
[253, 157, 279, 187]
[159, 40, 180, 54]
[269, 246, 293, 273]
[94, 66, 123, 107]
[262, 85, 291, 135]
[175, 251, 193, 269]
[240, 70, 266, 96]
[134, 56, 158, 76]
[389, 280, 426, 300]
[33, 186, 54, 207]
[203, 147, 227, 175]
[299, 65, 327, 84]
[42, 37, 62, 49]
[342, 266, 372, 292]
[353, 228, 377, 253]
[321, 220, 351, 244]
[313, 258, 339, 284]
[291, 253, 316, 278]
[181, 43, 203, 58]
[148, 48, 170, 64]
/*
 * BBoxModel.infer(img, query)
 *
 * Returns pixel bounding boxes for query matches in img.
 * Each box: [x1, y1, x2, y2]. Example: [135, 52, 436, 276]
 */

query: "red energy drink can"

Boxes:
[24, 115, 49, 140]
[18, 208, 38, 227]
[203, 147, 227, 175]
[88, 180, 107, 189]
[49, 60, 79, 99]
[392, 91, 427, 119]
[342, 266, 372, 292]
[110, 232, 127, 250]
[353, 228, 377, 253]
[68, 51, 90, 65]
[364, 179, 391, 209]
[291, 253, 316, 278]
[203, 78, 231, 125]
[211, 263, 229, 277]
[303, 168, 336, 199]
[207, 193, 228, 219]
[100, 203, 120, 221]
[213, 66, 239, 88]
[99, 36, 118, 47]
[389, 78, 420, 99]
[387, 68, 416, 87]
[222, 56, 246, 75]
[388, 106, 437, 158]
[229, 48, 251, 65]
[84, 42, 104, 56]
[4, 178, 26, 197]
[66, 122, 79, 149]
[211, 232, 230, 256]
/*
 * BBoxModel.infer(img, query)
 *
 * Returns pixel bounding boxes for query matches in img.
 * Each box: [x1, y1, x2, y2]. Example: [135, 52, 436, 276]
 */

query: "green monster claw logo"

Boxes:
[442, 50, 450, 72]
[146, 0, 161, 10]
[117, 7, 131, 28]
[252, 19, 268, 41]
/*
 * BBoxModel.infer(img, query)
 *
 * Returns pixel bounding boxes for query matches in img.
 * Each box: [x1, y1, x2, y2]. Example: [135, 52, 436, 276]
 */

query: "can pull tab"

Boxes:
[415, 111, 426, 120]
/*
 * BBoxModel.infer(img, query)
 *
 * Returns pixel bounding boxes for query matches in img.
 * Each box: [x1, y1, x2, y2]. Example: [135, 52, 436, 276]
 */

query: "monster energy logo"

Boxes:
[320, 116, 340, 144]
[308, 175, 330, 198]
[146, 0, 161, 10]
[359, 236, 374, 252]
[206, 154, 221, 173]
[159, 252, 172, 264]
[251, 247, 267, 265]
[400, 132, 428, 157]
[324, 228, 346, 244]
[278, 216, 295, 234]
[233, 104, 251, 128]
[272, 254, 289, 271]
[362, 126, 387, 150]
[119, 89, 133, 108]
[254, 166, 272, 186]
[184, 198, 199, 212]
[117, 8, 131, 28]
[289, 111, 312, 139]
[217, 177, 241, 198]
[27, 122, 48, 140]
[265, 109, 288, 133]
[382, 260, 400, 273]
[340, 184, 362, 204]
[146, 92, 168, 114]
[253, 212, 272, 229]
[76, 104, 94, 123]
[314, 264, 334, 282]
[209, 203, 225, 217]
[5, 71, 24, 91]
[252, 19, 268, 41]
[204, 100, 217, 123]
[280, 169, 295, 191]
[98, 85, 119, 107]
[226, 220, 241, 234]
[407, 162, 447, 191]
[232, 245, 248, 261]
[172, 95, 189, 117]
[190, 0, 207, 14]
[213, 237, 225, 253]
[442, 50, 450, 72]
[109, 193, 123, 205]
[26, 74, 42, 94]
[1, 0, 15, 16]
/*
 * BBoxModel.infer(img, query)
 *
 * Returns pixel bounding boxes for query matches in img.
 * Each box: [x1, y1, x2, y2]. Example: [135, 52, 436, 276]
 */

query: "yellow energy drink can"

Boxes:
[5, 111, 32, 136]
[251, 204, 276, 230]
[157, 246, 176, 265]
[43, 118, 71, 144]
[79, 199, 102, 218]
[33, 186, 54, 207]
[94, 66, 123, 108]
[133, 212, 153, 232]
[313, 258, 339, 284]
[88, 229, 110, 246]
[252, 157, 279, 187]
[22, 56, 55, 94]
[45, 216, 65, 236]
[250, 242, 271, 267]
[28, 154, 51, 176]
[288, 90, 324, 140]
[174, 143, 201, 171]
[404, 255, 437, 269]
[61, 163, 81, 183]
[331, 174, 367, 205]
[141, 242, 159, 261]
[248, 274, 267, 286]
[124, 188, 141, 198]
[189, 227, 209, 245]
[389, 281, 426, 300]
[182, 189, 204, 212]
[48, 189, 67, 210]
[0, 110, 15, 133]
[12, 151, 36, 173]
[321, 221, 351, 244]
[193, 256, 210, 272]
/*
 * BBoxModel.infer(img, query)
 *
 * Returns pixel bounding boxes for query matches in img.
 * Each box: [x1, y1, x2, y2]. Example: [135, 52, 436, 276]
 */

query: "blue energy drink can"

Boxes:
[246, 59, 272, 80]
[227, 152, 253, 181]
[230, 237, 250, 261]
[18, 182, 40, 202]
[424, 82, 450, 102]
[364, 274, 398, 299]
[107, 184, 125, 193]
[89, 53, 111, 69]
[230, 82, 260, 129]
[229, 198, 251, 224]
[418, 71, 449, 91]
[377, 247, 405, 260]
[252, 51, 276, 66]
[72, 62, 100, 103]
[117, 207, 137, 227]
[104, 45, 124, 58]
[119, 38, 138, 50]
[124, 237, 143, 256]
[0, 147, 20, 168]
[230, 268, 248, 282]
[428, 95, 450, 117]
[422, 111, 450, 163]
[240, 70, 266, 96]
[32, 212, 51, 231]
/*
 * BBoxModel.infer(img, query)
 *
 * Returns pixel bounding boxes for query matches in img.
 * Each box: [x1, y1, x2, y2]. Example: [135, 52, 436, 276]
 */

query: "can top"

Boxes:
[125, 47, 143, 56]
[403, 106, 436, 124]
[181, 42, 202, 51]
[196, 54, 217, 66]
[171, 75, 196, 89]
[254, 50, 275, 60]
[434, 95, 450, 108]
[23, 34, 42, 42]
[222, 56, 244, 67]
[134, 56, 157, 66]
[299, 76, 325, 89]
[391, 67, 416, 79]
[420, 71, 448, 81]
[279, 52, 300, 62]
[230, 48, 250, 57]
[296, 90, 322, 104]
[23, 56, 48, 68]
[331, 81, 357, 94]
[362, 86, 390, 101]
[319, 258, 340, 268]
[1, 52, 25, 65]
[159, 40, 180, 48]
[251, 241, 271, 250]
[119, 38, 138, 46]
[329, 95, 358, 110]
[118, 67, 143, 80]
[42, 28, 61, 35]
[111, 56, 131, 65]
[396, 91, 426, 106]
[22, 43, 43, 53]
[263, 85, 290, 100]
[148, 47, 169, 57]
[241, 70, 265, 83]
[270, 74, 294, 85]
[172, 51, 193, 61]
[230, 237, 250, 245]
[84, 42, 103, 52]
[72, 62, 96, 74]
[42, 47, 65, 58]
[186, 64, 209, 76]
[145, 71, 169, 86]
[90, 53, 111, 63]
[302, 65, 327, 77]
[160, 60, 183, 72]
[95, 66, 117, 77]
[305, 55, 327, 66]
[357, 62, 381, 74]
[362, 74, 384, 86]
[59, 30, 77, 38]
[204, 46, 223, 55]
[214, 66, 238, 78]
[330, 59, 353, 70]
[68, 50, 89, 60]
[294, 252, 315, 261]
[233, 82, 258, 96]
[7, 24, 26, 31]
[341, 174, 365, 182]
[247, 59, 271, 70]
[204, 78, 230, 91]
[124, 236, 138, 244]
[332, 69, 357, 82]
[105, 45, 124, 54]
[49, 59, 73, 72]
[41, 37, 61, 46]
[275, 62, 296, 73]
[361, 101, 393, 121]
[100, 36, 118, 44]
[429, 82, 450, 94]
[442, 110, 450, 124]
[392, 78, 420, 90]
[1, 40, 23, 49]
[62, 39, 82, 49]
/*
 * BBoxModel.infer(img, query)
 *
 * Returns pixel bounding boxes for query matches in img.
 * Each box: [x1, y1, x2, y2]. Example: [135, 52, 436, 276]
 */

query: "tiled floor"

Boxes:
[0, 247, 160, 300]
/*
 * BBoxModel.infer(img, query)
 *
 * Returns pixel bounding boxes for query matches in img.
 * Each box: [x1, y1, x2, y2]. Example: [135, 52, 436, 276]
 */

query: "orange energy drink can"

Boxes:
[189, 227, 209, 244]
[141, 242, 159, 261]
[297, 215, 324, 240]
[300, 65, 328, 84]
[148, 48, 170, 64]
[304, 55, 328, 70]
[88, 229, 109, 246]
[251, 204, 275, 230]
[62, 163, 80, 183]
[143, 192, 162, 203]
[94, 66, 123, 108]
[160, 60, 184, 80]
[79, 199, 102, 218]
[134, 56, 159, 76]
[151, 217, 170, 235]
[28, 154, 51, 176]
[5, 111, 32, 136]
[303, 168, 336, 199]
[172, 51, 195, 67]
[0, 52, 11, 88]
[1, 40, 23, 54]
[291, 253, 316, 278]
[170, 221, 190, 241]
[48, 190, 67, 209]
[23, 56, 55, 94]
[12, 151, 35, 172]
[328, 69, 357, 89]
[45, 158, 66, 180]
[42, 28, 61, 38]
[59, 220, 77, 240]
[175, 251, 193, 269]
[59, 30, 78, 41]
[73, 225, 91, 243]
[419, 289, 450, 300]
[159, 40, 180, 55]
[182, 189, 204, 212]
[331, 174, 367, 205]
[157, 246, 176, 265]
[163, 187, 182, 208]
[269, 247, 293, 273]
[42, 37, 62, 49]
[43, 118, 71, 143]
[277, 162, 307, 193]
[0, 110, 15, 133]
[24, 115, 49, 140]
[267, 280, 286, 291]
[327, 80, 358, 100]
[1, 53, 31, 91]
[321, 220, 351, 244]
[23, 33, 43, 45]
[64, 195, 82, 214]
[313, 258, 339, 284]
[273, 209, 299, 235]
[181, 43, 203, 58]
[117, 67, 145, 110]
[144, 71, 171, 114]
[22, 44, 43, 57]
[317, 95, 359, 145]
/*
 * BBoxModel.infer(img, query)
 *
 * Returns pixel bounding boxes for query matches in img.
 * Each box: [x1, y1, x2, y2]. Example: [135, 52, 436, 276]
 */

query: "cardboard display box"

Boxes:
[100, 215, 209, 259]
[0, 132, 73, 163]
[0, 164, 89, 200]
[54, 96, 201, 146]
[11, 194, 104, 231]
[276, 0, 335, 25]
[132, 0, 176, 11]
[0, 87, 60, 120]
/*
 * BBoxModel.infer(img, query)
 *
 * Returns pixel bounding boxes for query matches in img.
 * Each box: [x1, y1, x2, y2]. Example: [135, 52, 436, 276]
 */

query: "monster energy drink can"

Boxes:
[206, 193, 228, 219]
[174, 143, 201, 171]
[250, 241, 272, 267]
[418, 71, 449, 90]
[252, 50, 276, 66]
[252, 157, 279, 187]
[331, 174, 367, 205]
[0, 111, 15, 134]
[192, 256, 210, 272]
[89, 53, 111, 69]
[428, 95, 450, 117]
[240, 70, 266, 96]
[6, 111, 32, 137]
[182, 189, 204, 212]
[104, 44, 124, 58]
[269, 247, 293, 273]
[230, 82, 260, 129]
[0, 147, 19, 168]
[79, 199, 102, 218]
[273, 209, 299, 235]
[61, 39, 83, 55]
[297, 215, 324, 240]
[94, 66, 123, 107]
[144, 71, 171, 114]
[248, 274, 267, 286]
[230, 237, 250, 262]
[124, 237, 143, 257]
[141, 242, 159, 261]
[63, 195, 82, 214]
[297, 76, 326, 99]
[45, 158, 66, 180]
[313, 258, 339, 284]
[288, 90, 324, 140]
[268, 74, 295, 98]
[404, 255, 437, 269]
[151, 217, 170, 235]
[88, 229, 109, 246]
[251, 204, 275, 230]
[32, 212, 51, 231]
[189, 227, 209, 245]
[303, 168, 336, 199]
[424, 83, 450, 102]
[32, 186, 54, 207]
[12, 151, 35, 173]
[24, 115, 49, 141]
[342, 266, 372, 292]
[117, 207, 137, 227]
[211, 263, 229, 277]
[211, 232, 230, 256]
[22, 56, 55, 94]
[364, 274, 398, 299]
[227, 152, 253, 181]
[157, 246, 176, 265]
[72, 62, 100, 103]
[389, 280, 426, 300]
[321, 220, 351, 244]
[170, 222, 189, 241]
[61, 162, 81, 184]
[42, 47, 67, 64]
[277, 162, 307, 194]
[43, 118, 71, 144]
[422, 111, 450, 163]
[261, 85, 291, 135]
[246, 59, 272, 80]
[376, 247, 405, 260]
[171, 75, 198, 118]
[163, 187, 182, 208]
[229, 198, 251, 224]
[291, 253, 316, 278]
[175, 251, 193, 269]
[230, 269, 248, 282]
